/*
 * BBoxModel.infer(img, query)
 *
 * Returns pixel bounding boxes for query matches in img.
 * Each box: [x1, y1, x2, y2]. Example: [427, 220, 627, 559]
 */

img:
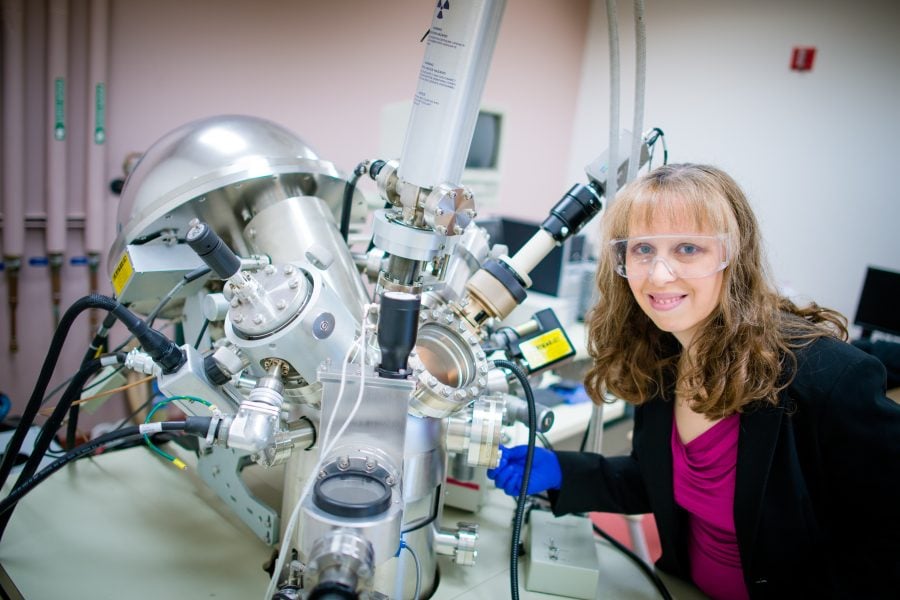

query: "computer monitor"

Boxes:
[854, 266, 900, 338]
[461, 109, 504, 209]
[379, 101, 505, 209]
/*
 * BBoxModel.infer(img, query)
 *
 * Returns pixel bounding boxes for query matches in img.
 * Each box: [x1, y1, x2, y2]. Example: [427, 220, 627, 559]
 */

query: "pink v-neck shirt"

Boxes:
[671, 412, 749, 600]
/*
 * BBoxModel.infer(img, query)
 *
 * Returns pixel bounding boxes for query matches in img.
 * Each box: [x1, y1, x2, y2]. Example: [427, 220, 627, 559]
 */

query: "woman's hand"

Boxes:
[487, 445, 562, 496]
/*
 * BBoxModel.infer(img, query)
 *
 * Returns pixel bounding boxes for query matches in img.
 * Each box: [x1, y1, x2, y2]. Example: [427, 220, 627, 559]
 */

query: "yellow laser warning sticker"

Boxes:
[111, 252, 133, 297]
[520, 328, 574, 370]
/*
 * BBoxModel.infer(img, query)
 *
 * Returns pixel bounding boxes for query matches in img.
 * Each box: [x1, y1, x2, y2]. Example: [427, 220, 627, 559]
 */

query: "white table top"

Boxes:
[0, 446, 703, 600]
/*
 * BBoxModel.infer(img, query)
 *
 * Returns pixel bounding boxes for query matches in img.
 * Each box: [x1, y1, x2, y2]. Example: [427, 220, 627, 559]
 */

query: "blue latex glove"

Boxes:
[487, 445, 562, 497]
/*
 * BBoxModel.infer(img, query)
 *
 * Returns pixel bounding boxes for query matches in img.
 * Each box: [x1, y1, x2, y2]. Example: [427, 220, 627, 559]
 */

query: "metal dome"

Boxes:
[108, 114, 361, 274]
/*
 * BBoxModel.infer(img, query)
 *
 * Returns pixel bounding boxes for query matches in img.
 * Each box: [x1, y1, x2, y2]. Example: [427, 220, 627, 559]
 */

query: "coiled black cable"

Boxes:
[493, 359, 536, 600]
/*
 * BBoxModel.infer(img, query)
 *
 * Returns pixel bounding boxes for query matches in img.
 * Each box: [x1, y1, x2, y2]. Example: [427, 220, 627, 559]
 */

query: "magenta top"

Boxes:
[671, 413, 749, 600]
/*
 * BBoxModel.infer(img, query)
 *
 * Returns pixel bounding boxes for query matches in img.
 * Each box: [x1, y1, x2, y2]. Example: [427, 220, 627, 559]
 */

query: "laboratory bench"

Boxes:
[0, 444, 704, 600]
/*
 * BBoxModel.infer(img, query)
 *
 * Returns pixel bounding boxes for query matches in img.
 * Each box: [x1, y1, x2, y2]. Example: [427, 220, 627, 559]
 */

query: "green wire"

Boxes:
[143, 395, 213, 464]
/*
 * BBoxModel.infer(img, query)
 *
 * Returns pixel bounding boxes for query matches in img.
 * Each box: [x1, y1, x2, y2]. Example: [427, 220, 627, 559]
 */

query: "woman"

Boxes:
[488, 164, 900, 599]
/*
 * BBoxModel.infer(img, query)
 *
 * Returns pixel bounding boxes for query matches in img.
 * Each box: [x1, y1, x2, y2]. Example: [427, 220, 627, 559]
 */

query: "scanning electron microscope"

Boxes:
[18, 1, 656, 598]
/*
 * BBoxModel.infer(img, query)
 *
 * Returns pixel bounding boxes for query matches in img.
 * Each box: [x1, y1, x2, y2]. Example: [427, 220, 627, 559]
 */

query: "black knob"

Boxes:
[185, 220, 242, 279]
[377, 291, 420, 378]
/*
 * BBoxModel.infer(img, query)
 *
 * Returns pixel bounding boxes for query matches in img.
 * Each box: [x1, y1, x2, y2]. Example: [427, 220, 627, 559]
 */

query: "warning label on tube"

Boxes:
[111, 253, 134, 297]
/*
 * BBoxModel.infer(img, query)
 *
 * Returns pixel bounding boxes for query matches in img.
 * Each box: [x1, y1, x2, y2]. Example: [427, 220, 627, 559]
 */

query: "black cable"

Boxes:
[536, 431, 554, 451]
[0, 357, 117, 536]
[0, 294, 184, 494]
[340, 162, 368, 242]
[145, 265, 212, 328]
[401, 512, 438, 535]
[193, 319, 210, 349]
[578, 419, 591, 452]
[493, 359, 536, 600]
[25, 353, 126, 485]
[63, 360, 102, 453]
[66, 312, 120, 450]
[0, 295, 115, 492]
[0, 421, 195, 526]
[592, 523, 674, 600]
[111, 394, 157, 433]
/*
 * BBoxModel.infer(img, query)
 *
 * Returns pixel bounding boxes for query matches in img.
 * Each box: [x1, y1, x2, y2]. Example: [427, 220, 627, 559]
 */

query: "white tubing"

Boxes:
[626, 0, 646, 182]
[2, 0, 26, 257]
[265, 309, 373, 599]
[605, 0, 621, 204]
[85, 0, 109, 254]
[46, 0, 68, 254]
[506, 229, 556, 282]
[399, 0, 506, 189]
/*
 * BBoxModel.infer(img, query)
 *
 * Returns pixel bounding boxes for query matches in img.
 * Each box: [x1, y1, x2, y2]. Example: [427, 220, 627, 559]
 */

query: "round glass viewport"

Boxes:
[313, 471, 392, 518]
[414, 323, 475, 388]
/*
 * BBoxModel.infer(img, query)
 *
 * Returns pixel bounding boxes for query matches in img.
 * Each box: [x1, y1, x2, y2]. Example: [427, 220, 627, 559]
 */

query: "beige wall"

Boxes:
[0, 0, 591, 425]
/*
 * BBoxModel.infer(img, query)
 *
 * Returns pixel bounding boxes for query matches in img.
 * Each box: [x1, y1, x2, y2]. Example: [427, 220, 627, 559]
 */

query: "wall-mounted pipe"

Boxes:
[46, 0, 69, 327]
[85, 0, 108, 256]
[626, 0, 646, 182]
[605, 0, 621, 207]
[85, 0, 110, 332]
[2, 0, 27, 352]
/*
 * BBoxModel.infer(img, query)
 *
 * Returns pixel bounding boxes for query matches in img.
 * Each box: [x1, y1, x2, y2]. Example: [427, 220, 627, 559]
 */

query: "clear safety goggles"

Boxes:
[609, 234, 730, 279]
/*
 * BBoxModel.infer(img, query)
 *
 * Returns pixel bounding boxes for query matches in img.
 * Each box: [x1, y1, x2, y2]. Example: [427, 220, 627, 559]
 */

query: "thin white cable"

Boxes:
[264, 304, 375, 599]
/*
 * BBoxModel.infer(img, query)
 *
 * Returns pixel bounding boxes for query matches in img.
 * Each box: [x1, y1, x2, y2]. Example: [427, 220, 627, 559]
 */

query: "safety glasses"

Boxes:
[609, 234, 729, 279]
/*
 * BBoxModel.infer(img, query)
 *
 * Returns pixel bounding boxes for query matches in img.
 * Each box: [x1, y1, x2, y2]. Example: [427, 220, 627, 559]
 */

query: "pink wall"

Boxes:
[0, 0, 590, 429]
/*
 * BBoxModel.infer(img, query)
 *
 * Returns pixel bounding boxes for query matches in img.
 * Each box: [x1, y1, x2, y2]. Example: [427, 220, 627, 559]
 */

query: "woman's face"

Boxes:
[625, 214, 725, 348]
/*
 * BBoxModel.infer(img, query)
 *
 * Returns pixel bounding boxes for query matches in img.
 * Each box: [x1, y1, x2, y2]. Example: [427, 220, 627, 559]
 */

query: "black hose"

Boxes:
[0, 357, 114, 537]
[493, 359, 536, 600]
[0, 294, 183, 493]
[340, 162, 368, 242]
[592, 523, 674, 600]
[0, 428, 144, 522]
[67, 312, 120, 450]
[21, 359, 107, 482]
[0, 421, 195, 526]
[0, 295, 117, 492]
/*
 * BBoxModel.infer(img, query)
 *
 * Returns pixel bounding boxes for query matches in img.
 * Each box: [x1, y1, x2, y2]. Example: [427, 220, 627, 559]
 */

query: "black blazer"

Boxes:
[549, 336, 900, 599]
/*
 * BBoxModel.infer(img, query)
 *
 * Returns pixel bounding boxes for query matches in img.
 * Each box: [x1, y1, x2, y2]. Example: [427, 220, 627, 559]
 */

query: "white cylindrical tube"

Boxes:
[84, 0, 109, 254]
[398, 0, 506, 190]
[506, 228, 556, 279]
[45, 0, 68, 254]
[605, 0, 621, 203]
[626, 0, 646, 183]
[2, 0, 26, 257]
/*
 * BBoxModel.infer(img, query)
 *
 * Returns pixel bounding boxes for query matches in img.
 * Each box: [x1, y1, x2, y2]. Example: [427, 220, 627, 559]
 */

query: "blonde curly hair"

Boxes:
[584, 164, 846, 417]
